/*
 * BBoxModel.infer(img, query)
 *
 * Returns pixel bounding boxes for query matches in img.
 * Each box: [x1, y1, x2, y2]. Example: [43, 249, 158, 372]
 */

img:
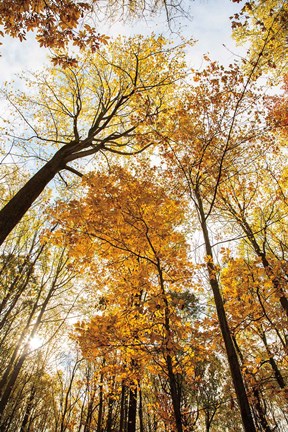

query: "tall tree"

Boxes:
[158, 59, 274, 431]
[0, 35, 187, 245]
[49, 164, 200, 432]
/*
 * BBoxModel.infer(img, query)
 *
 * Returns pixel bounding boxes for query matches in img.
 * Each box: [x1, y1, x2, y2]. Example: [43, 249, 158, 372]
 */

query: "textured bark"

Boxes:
[0, 150, 65, 245]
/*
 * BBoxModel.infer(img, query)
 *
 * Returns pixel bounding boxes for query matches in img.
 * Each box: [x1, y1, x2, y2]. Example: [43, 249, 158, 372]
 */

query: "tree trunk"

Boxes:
[166, 355, 183, 432]
[252, 387, 273, 432]
[0, 352, 27, 422]
[127, 387, 137, 432]
[106, 397, 114, 432]
[0, 245, 44, 331]
[158, 266, 183, 432]
[20, 386, 36, 432]
[195, 189, 256, 432]
[96, 379, 104, 432]
[0, 135, 94, 247]
[138, 385, 144, 432]
[119, 382, 127, 432]
[59, 360, 80, 432]
[260, 330, 286, 389]
[0, 151, 66, 245]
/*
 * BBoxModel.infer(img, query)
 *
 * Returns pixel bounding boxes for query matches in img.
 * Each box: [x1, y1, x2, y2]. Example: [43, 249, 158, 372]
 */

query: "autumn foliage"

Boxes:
[0, 2, 288, 432]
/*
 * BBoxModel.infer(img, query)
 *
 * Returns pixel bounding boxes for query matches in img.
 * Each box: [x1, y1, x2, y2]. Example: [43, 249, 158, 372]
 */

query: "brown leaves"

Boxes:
[0, 0, 101, 58]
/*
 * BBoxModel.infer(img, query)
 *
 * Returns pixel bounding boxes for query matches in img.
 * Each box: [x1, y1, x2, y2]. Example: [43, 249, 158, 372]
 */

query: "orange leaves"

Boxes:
[0, 0, 105, 63]
[50, 165, 191, 281]
[49, 162, 203, 405]
[161, 60, 266, 206]
[267, 74, 288, 139]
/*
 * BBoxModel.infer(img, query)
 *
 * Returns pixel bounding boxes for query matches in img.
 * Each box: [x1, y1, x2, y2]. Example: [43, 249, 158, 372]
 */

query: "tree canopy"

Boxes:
[0, 1, 287, 431]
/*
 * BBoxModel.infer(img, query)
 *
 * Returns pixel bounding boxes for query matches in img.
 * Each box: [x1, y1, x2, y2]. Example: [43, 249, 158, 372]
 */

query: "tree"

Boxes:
[0, 35, 187, 245]
[0, 0, 186, 61]
[158, 59, 276, 431]
[0, 202, 86, 429]
[217, 159, 288, 316]
[48, 164, 201, 432]
[220, 253, 287, 430]
[231, 0, 288, 77]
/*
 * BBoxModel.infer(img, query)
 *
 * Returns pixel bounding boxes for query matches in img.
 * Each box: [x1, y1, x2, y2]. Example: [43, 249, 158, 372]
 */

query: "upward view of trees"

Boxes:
[0, 0, 287, 431]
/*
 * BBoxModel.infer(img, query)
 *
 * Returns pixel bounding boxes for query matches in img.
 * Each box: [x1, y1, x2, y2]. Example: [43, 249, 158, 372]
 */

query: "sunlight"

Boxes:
[29, 335, 43, 350]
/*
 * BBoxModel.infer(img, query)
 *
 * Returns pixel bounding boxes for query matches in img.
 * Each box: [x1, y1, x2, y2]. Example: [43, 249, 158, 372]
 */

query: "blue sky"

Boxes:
[0, 0, 245, 82]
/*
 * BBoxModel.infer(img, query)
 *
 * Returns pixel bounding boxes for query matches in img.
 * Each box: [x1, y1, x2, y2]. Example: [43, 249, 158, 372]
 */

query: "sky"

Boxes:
[0, 0, 245, 83]
[0, 0, 247, 178]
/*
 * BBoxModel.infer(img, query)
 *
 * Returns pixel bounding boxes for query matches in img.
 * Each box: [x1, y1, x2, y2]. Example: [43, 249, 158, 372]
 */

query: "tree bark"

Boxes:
[252, 387, 273, 432]
[106, 397, 114, 432]
[20, 386, 36, 432]
[195, 189, 256, 432]
[0, 150, 66, 246]
[127, 387, 137, 432]
[260, 330, 286, 389]
[138, 385, 144, 432]
[119, 382, 127, 432]
[0, 352, 27, 424]
[158, 266, 183, 432]
[96, 378, 104, 432]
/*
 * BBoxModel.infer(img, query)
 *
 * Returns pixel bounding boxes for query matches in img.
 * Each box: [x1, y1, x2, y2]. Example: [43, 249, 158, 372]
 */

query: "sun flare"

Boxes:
[29, 336, 43, 350]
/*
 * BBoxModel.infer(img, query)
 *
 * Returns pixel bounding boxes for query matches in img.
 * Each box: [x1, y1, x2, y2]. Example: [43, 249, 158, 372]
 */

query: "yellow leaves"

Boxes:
[49, 165, 191, 282]
[231, 0, 288, 77]
[10, 34, 187, 160]
[54, 164, 200, 387]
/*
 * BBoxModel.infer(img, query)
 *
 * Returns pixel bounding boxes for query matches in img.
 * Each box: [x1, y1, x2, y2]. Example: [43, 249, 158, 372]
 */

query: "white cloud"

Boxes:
[0, 33, 49, 83]
[0, 0, 245, 84]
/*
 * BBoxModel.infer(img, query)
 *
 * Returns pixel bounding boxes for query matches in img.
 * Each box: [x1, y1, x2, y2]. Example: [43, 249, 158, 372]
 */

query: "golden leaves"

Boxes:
[231, 0, 288, 78]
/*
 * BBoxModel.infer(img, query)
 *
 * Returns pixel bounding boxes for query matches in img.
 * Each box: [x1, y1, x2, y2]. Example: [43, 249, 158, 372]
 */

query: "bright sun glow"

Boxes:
[29, 336, 43, 350]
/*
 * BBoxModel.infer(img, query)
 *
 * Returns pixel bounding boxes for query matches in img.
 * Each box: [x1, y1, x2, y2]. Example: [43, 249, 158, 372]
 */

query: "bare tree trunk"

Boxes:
[195, 189, 256, 432]
[166, 354, 183, 432]
[106, 397, 114, 432]
[158, 266, 183, 432]
[138, 385, 144, 432]
[260, 330, 286, 389]
[96, 376, 104, 432]
[59, 359, 81, 432]
[0, 149, 67, 245]
[119, 382, 127, 432]
[20, 386, 36, 432]
[252, 387, 273, 432]
[0, 352, 27, 424]
[127, 387, 137, 432]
